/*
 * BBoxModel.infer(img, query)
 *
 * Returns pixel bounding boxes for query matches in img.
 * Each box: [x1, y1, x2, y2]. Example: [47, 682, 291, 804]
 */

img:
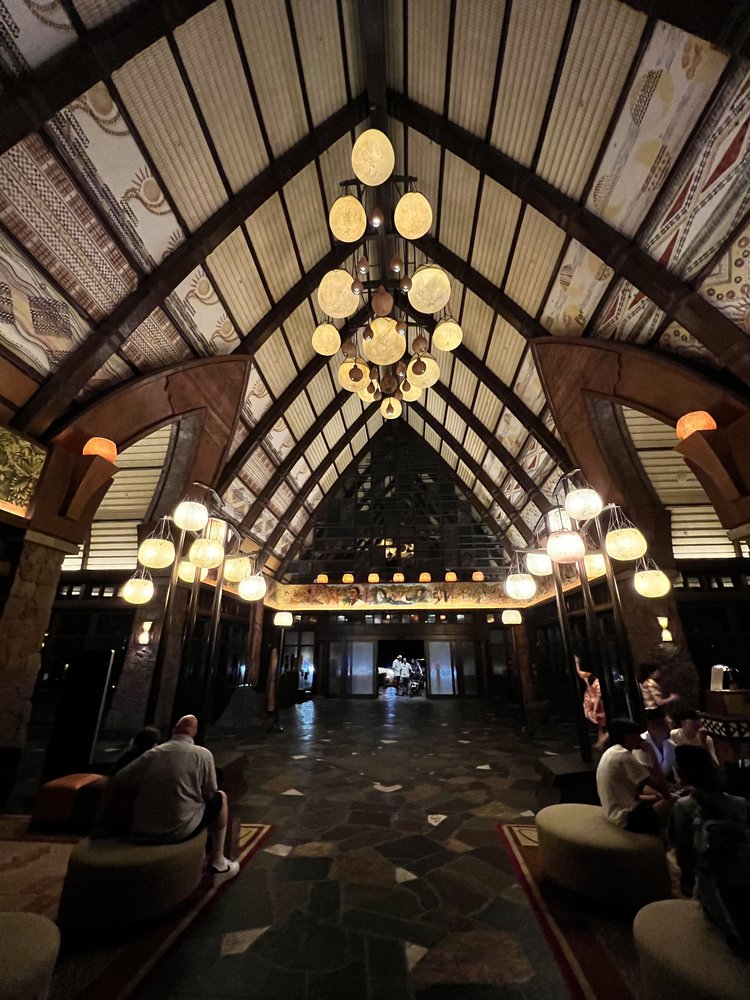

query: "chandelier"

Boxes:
[312, 128, 463, 419]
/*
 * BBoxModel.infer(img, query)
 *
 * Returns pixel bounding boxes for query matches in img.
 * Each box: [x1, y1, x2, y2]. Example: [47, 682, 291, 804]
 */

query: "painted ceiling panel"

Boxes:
[596, 279, 665, 344]
[519, 437, 555, 487]
[445, 408, 463, 443]
[167, 265, 239, 355]
[319, 135, 353, 219]
[496, 408, 527, 457]
[320, 466, 338, 494]
[287, 456, 311, 491]
[407, 0, 450, 114]
[505, 523, 526, 551]
[228, 415, 249, 462]
[275, 530, 296, 557]
[514, 351, 546, 416]
[541, 240, 612, 336]
[175, 3, 269, 194]
[305, 433, 328, 471]
[439, 348, 455, 386]
[269, 481, 295, 518]
[284, 301, 317, 369]
[448, 0, 505, 138]
[587, 22, 728, 237]
[241, 447, 276, 494]
[323, 411, 346, 449]
[0, 0, 74, 74]
[290, 0, 348, 127]
[456, 289, 491, 358]
[251, 508, 278, 544]
[438, 153, 480, 262]
[502, 475, 527, 509]
[463, 428, 485, 465]
[504, 207, 566, 317]
[242, 363, 273, 426]
[308, 483, 323, 506]
[490, 0, 571, 165]
[406, 128, 441, 209]
[283, 164, 331, 272]
[223, 478, 255, 524]
[244, 194, 301, 302]
[76, 354, 134, 402]
[474, 384, 502, 432]
[206, 228, 271, 336]
[658, 322, 718, 367]
[113, 40, 226, 231]
[483, 451, 506, 487]
[474, 480, 492, 509]
[341, 393, 363, 427]
[425, 425, 441, 453]
[120, 307, 189, 373]
[254, 334, 295, 398]
[538, 0, 646, 199]
[696, 217, 750, 338]
[540, 468, 565, 505]
[285, 392, 316, 440]
[457, 460, 474, 488]
[450, 359, 476, 409]
[470, 178, 522, 287]
[264, 417, 295, 461]
[484, 316, 525, 385]
[521, 501, 542, 529]
[233, 0, 308, 158]
[350, 427, 368, 455]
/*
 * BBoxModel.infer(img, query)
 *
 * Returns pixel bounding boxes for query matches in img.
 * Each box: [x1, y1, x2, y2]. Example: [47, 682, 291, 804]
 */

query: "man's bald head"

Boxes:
[173, 714, 198, 737]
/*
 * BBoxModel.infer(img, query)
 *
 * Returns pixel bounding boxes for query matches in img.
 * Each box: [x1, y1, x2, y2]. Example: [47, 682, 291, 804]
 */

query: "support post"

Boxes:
[552, 564, 592, 763]
[576, 556, 615, 725]
[144, 527, 186, 725]
[171, 566, 203, 724]
[197, 558, 226, 742]
[267, 623, 286, 734]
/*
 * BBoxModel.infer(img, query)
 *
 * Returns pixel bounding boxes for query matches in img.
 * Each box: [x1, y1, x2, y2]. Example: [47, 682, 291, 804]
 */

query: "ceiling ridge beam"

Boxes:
[11, 95, 368, 438]
[389, 90, 750, 384]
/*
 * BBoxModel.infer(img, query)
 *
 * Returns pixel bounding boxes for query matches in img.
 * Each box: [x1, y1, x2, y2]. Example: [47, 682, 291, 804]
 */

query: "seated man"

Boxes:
[671, 710, 720, 768]
[107, 714, 239, 883]
[596, 718, 673, 834]
[635, 707, 677, 781]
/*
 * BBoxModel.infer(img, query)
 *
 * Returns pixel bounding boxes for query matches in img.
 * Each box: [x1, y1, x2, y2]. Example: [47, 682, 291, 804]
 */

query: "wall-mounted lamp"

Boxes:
[657, 616, 673, 643]
[137, 620, 154, 645]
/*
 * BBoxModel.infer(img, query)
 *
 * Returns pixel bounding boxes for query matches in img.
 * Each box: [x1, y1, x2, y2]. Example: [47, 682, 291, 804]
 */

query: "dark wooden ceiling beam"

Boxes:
[10, 96, 368, 438]
[622, 0, 750, 57]
[358, 0, 388, 128]
[389, 91, 750, 385]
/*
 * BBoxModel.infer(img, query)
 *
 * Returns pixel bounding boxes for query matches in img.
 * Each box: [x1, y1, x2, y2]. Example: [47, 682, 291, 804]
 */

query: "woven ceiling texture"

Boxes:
[1, 0, 749, 575]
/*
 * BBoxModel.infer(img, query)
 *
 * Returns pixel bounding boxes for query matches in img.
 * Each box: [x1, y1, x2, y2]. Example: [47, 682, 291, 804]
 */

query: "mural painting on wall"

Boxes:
[0, 426, 46, 518]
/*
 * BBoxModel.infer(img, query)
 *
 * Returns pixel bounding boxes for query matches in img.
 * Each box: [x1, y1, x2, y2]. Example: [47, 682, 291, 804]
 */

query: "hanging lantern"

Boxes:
[393, 572, 405, 583]
[419, 572, 431, 583]
[338, 356, 368, 392]
[138, 536, 175, 570]
[381, 397, 402, 420]
[676, 410, 717, 440]
[564, 487, 603, 522]
[318, 269, 360, 318]
[605, 527, 647, 561]
[400, 381, 423, 402]
[368, 572, 380, 583]
[445, 571, 457, 582]
[504, 573, 537, 601]
[342, 573, 354, 584]
[394, 191, 433, 239]
[177, 560, 208, 584]
[351, 128, 395, 186]
[526, 551, 553, 576]
[312, 322, 340, 356]
[408, 264, 452, 314]
[472, 571, 484, 582]
[173, 500, 209, 533]
[224, 556, 252, 583]
[363, 317, 405, 365]
[372, 284, 394, 317]
[188, 536, 224, 569]
[83, 437, 117, 463]
[358, 382, 380, 404]
[502, 610, 522, 625]
[121, 573, 154, 605]
[328, 195, 367, 242]
[584, 552, 606, 578]
[634, 568, 671, 598]
[432, 317, 463, 352]
[315, 574, 329, 584]
[406, 352, 440, 388]
[238, 574, 267, 602]
[547, 530, 585, 564]
[274, 611, 294, 627]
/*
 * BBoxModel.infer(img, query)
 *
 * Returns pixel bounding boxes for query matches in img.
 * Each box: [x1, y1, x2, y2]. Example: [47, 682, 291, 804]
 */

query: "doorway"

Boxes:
[377, 639, 426, 696]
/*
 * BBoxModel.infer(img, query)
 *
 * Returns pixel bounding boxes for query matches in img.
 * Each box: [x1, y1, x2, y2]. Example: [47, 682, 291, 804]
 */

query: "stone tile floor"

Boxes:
[135, 695, 579, 1000]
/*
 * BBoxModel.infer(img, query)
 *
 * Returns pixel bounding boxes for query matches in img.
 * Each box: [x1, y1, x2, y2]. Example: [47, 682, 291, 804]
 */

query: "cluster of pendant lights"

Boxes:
[313, 128, 462, 421]
[120, 496, 267, 606]
[503, 482, 672, 604]
[314, 569, 478, 585]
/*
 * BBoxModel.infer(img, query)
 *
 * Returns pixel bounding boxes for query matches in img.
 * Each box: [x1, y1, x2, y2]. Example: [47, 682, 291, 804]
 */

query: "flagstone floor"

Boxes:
[134, 695, 578, 1000]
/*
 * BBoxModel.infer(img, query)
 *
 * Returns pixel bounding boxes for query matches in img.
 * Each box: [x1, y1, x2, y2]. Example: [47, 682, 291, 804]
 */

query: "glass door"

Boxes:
[328, 640, 376, 696]
[426, 640, 456, 696]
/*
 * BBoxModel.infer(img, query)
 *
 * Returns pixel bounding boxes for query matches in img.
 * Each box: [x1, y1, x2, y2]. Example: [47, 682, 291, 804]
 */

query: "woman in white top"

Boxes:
[670, 709, 720, 768]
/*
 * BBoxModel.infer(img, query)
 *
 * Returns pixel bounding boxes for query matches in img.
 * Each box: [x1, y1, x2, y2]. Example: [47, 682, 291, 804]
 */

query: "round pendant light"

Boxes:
[472, 571, 484, 582]
[584, 553, 606, 578]
[315, 574, 329, 584]
[173, 500, 209, 533]
[342, 573, 354, 584]
[432, 317, 463, 352]
[224, 555, 252, 584]
[312, 322, 340, 356]
[328, 194, 367, 242]
[526, 551, 553, 577]
[317, 269, 360, 318]
[407, 352, 440, 388]
[605, 527, 647, 561]
[338, 356, 368, 392]
[274, 611, 294, 627]
[564, 487, 603, 521]
[445, 571, 457, 582]
[400, 381, 423, 402]
[358, 382, 380, 403]
[394, 191, 433, 239]
[393, 572, 405, 583]
[238, 574, 267, 602]
[188, 536, 225, 569]
[634, 568, 671, 598]
[408, 264, 452, 314]
[676, 410, 717, 440]
[419, 572, 431, 582]
[381, 396, 402, 420]
[138, 537, 175, 570]
[177, 560, 208, 584]
[368, 572, 380, 583]
[121, 576, 154, 605]
[504, 572, 537, 601]
[83, 437, 117, 463]
[502, 610, 522, 625]
[363, 317, 405, 365]
[547, 529, 585, 564]
[351, 128, 395, 186]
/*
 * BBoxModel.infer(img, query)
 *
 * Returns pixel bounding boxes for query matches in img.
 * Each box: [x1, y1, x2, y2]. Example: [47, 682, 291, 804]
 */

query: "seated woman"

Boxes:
[670, 710, 720, 768]
[596, 718, 673, 834]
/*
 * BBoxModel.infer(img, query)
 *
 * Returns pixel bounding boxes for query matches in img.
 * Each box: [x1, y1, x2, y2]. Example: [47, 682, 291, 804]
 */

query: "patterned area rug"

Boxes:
[498, 823, 640, 1000]
[0, 816, 272, 1000]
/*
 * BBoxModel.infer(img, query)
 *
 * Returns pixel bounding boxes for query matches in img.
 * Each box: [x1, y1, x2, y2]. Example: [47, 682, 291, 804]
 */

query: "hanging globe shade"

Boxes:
[173, 500, 208, 533]
[605, 527, 647, 561]
[318, 269, 360, 318]
[584, 553, 606, 578]
[351, 128, 395, 186]
[315, 574, 329, 584]
[564, 487, 603, 522]
[400, 381, 423, 402]
[432, 317, 463, 352]
[121, 576, 154, 605]
[312, 322, 340, 356]
[526, 551, 553, 576]
[138, 537, 175, 569]
[368, 573, 380, 583]
[419, 572, 431, 583]
[394, 191, 433, 239]
[338, 356, 368, 392]
[238, 574, 267, 602]
[342, 573, 354, 584]
[381, 396, 402, 420]
[224, 556, 252, 583]
[177, 560, 208, 584]
[363, 317, 405, 365]
[408, 264, 452, 314]
[546, 530, 585, 564]
[274, 611, 294, 627]
[472, 571, 484, 582]
[393, 572, 405, 583]
[189, 536, 225, 569]
[406, 351, 440, 388]
[329, 194, 367, 242]
[358, 382, 380, 404]
[82, 437, 117, 463]
[675, 410, 717, 440]
[445, 571, 457, 582]
[634, 568, 671, 598]
[502, 610, 522, 625]
[505, 573, 536, 601]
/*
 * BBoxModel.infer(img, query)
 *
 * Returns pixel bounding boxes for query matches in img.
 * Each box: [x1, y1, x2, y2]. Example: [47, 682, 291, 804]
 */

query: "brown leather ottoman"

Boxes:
[32, 773, 108, 832]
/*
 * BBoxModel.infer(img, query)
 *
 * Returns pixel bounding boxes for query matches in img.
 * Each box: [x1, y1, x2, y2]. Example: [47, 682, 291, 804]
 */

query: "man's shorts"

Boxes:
[625, 800, 660, 834]
[185, 789, 224, 839]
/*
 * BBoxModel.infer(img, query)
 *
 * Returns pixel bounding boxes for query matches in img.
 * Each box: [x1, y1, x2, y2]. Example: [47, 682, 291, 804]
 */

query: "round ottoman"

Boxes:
[58, 830, 207, 934]
[634, 899, 750, 1000]
[536, 803, 671, 909]
[0, 912, 60, 1000]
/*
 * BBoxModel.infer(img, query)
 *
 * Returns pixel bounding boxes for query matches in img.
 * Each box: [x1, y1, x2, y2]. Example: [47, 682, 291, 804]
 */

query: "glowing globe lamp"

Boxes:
[584, 553, 606, 578]
[238, 574, 267, 602]
[504, 573, 537, 601]
[173, 500, 209, 533]
[121, 576, 154, 605]
[526, 551, 553, 576]
[393, 572, 405, 583]
[188, 537, 224, 569]
[564, 487, 603, 521]
[605, 527, 647, 561]
[472, 571, 484, 582]
[223, 556, 252, 584]
[315, 574, 329, 584]
[445, 571, 457, 582]
[368, 573, 380, 583]
[83, 437, 117, 463]
[546, 530, 585, 564]
[274, 611, 294, 627]
[502, 610, 522, 625]
[634, 569, 671, 598]
[419, 572, 431, 583]
[177, 560, 208, 583]
[138, 537, 175, 569]
[676, 410, 716, 440]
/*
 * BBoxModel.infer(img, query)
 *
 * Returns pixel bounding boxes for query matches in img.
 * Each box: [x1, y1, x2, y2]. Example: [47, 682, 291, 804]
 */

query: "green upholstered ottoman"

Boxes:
[536, 803, 671, 909]
[634, 899, 750, 1000]
[0, 912, 60, 1000]
[58, 830, 207, 934]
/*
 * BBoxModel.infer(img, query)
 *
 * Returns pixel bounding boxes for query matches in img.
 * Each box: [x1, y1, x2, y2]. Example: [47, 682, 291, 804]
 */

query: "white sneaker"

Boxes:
[208, 858, 240, 883]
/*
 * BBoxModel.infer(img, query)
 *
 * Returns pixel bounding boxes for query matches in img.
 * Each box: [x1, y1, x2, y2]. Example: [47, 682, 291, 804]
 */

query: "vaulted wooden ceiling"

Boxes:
[1, 0, 750, 576]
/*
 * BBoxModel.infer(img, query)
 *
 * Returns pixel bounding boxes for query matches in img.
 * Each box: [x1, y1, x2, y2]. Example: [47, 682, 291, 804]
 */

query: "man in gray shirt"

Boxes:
[112, 714, 239, 882]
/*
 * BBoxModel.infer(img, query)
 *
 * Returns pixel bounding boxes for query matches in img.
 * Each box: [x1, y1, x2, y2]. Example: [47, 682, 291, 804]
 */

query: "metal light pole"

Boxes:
[575, 554, 614, 725]
[552, 563, 592, 764]
[268, 611, 293, 733]
[144, 526, 186, 725]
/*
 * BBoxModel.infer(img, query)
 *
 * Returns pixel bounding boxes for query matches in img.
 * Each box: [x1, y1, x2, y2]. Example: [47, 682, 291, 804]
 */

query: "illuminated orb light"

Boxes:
[338, 356, 368, 392]
[238, 574, 267, 602]
[393, 572, 405, 583]
[173, 500, 208, 533]
[504, 572, 537, 601]
[318, 269, 360, 318]
[584, 553, 606, 578]
[605, 527, 647, 561]
[406, 352, 440, 388]
[188, 536, 224, 569]
[526, 551, 553, 577]
[315, 574, 329, 584]
[83, 437, 117, 463]
[394, 191, 433, 239]
[363, 317, 404, 365]
[432, 317, 463, 352]
[312, 322, 340, 356]
[407, 264, 452, 314]
[177, 560, 208, 583]
[381, 397, 402, 420]
[138, 537, 175, 569]
[472, 571, 484, 582]
[351, 128, 395, 186]
[329, 194, 367, 242]
[502, 610, 522, 625]
[634, 568, 671, 598]
[419, 572, 431, 583]
[121, 576, 154, 605]
[274, 611, 294, 627]
[342, 573, 354, 584]
[368, 573, 380, 583]
[223, 556, 252, 584]
[547, 530, 585, 564]
[676, 410, 717, 441]
[400, 381, 423, 402]
[445, 571, 457, 582]
[564, 487, 603, 521]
